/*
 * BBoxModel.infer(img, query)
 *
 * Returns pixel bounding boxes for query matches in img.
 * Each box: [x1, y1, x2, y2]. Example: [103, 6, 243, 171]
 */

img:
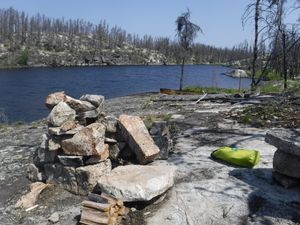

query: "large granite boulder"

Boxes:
[265, 129, 300, 157]
[45, 91, 66, 109]
[97, 165, 176, 202]
[118, 115, 160, 164]
[61, 123, 106, 156]
[48, 102, 76, 127]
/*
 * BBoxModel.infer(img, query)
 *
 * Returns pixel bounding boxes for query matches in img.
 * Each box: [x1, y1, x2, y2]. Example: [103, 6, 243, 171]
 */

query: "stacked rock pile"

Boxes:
[29, 91, 174, 196]
[265, 129, 300, 188]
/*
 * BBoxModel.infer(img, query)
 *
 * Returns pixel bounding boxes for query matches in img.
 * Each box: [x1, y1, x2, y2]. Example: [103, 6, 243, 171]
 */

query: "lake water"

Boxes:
[0, 65, 251, 122]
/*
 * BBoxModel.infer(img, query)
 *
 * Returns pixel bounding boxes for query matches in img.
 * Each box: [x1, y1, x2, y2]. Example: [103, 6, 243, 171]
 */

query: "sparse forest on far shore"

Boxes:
[0, 7, 252, 68]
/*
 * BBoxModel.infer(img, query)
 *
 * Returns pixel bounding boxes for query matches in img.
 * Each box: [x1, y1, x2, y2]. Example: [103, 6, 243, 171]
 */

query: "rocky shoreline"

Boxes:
[1, 93, 300, 225]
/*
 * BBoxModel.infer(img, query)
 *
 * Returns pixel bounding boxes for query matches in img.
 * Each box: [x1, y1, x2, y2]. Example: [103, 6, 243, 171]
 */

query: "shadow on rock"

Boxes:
[230, 168, 300, 224]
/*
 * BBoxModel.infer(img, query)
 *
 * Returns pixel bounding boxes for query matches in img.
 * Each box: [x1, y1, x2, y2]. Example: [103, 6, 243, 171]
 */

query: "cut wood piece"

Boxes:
[108, 216, 118, 225]
[88, 193, 109, 204]
[80, 218, 102, 225]
[81, 200, 111, 212]
[80, 207, 109, 224]
[101, 192, 123, 207]
[117, 206, 127, 216]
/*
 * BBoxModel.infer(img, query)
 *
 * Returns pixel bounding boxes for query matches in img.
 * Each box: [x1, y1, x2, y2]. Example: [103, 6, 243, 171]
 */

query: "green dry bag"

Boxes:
[211, 146, 260, 168]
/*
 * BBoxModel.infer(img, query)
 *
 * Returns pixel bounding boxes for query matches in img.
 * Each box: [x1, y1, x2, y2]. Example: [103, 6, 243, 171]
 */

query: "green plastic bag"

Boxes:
[211, 146, 260, 168]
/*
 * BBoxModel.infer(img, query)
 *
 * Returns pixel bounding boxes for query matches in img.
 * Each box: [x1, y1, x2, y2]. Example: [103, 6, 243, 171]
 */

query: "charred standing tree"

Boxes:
[252, 0, 261, 90]
[176, 9, 201, 91]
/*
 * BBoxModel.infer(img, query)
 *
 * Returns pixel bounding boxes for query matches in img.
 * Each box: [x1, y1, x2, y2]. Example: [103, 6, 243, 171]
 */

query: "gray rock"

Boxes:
[266, 129, 300, 156]
[48, 212, 59, 223]
[33, 147, 59, 166]
[226, 69, 248, 78]
[108, 144, 120, 160]
[39, 134, 61, 151]
[105, 116, 118, 133]
[273, 150, 300, 178]
[149, 121, 169, 136]
[83, 144, 109, 165]
[48, 125, 83, 136]
[40, 134, 49, 149]
[61, 123, 106, 156]
[44, 163, 78, 194]
[47, 102, 76, 127]
[76, 159, 111, 195]
[78, 109, 99, 119]
[118, 145, 135, 160]
[117, 142, 127, 151]
[80, 94, 104, 108]
[60, 120, 77, 132]
[65, 96, 96, 113]
[58, 155, 84, 167]
[45, 91, 66, 109]
[118, 114, 160, 164]
[150, 121, 173, 159]
[48, 138, 61, 151]
[273, 171, 300, 188]
[152, 135, 172, 160]
[97, 165, 176, 202]
[26, 164, 44, 182]
[170, 114, 185, 120]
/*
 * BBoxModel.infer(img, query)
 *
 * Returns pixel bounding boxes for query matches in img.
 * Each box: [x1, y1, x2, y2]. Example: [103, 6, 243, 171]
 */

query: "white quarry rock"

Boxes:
[47, 102, 76, 127]
[97, 165, 176, 202]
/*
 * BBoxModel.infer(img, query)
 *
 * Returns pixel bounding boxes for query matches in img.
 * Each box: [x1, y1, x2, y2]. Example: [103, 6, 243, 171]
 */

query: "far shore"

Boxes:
[0, 62, 233, 70]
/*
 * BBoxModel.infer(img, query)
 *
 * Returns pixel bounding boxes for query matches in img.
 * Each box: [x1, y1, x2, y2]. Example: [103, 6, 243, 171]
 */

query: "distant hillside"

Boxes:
[0, 7, 252, 68]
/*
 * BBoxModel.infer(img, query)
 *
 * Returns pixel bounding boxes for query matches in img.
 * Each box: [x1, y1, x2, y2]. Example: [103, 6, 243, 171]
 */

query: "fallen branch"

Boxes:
[193, 91, 207, 104]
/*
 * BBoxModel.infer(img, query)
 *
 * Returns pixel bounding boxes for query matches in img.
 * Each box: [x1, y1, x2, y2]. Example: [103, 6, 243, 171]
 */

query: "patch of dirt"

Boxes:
[226, 96, 300, 128]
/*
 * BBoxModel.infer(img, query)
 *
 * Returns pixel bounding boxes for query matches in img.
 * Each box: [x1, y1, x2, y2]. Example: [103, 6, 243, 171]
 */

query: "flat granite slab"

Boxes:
[265, 129, 300, 156]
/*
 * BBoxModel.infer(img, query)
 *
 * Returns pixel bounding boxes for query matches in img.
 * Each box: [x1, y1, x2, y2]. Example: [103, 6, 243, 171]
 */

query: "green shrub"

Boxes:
[17, 50, 29, 66]
[183, 86, 246, 94]
[143, 114, 171, 130]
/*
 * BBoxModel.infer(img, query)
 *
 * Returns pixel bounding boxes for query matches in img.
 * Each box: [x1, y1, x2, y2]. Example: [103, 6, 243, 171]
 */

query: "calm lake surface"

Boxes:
[0, 65, 251, 122]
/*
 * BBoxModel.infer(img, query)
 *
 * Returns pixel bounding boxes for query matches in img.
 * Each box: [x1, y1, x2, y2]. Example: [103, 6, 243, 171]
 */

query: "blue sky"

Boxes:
[1, 0, 299, 48]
